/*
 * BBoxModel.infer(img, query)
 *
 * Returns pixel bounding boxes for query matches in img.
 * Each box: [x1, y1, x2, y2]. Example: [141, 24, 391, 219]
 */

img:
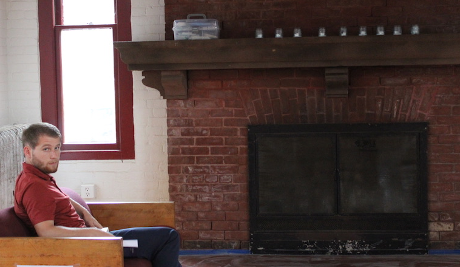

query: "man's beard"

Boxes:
[30, 156, 59, 174]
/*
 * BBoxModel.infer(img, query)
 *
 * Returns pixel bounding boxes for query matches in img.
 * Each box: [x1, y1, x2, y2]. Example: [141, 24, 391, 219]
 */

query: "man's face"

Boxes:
[24, 135, 61, 174]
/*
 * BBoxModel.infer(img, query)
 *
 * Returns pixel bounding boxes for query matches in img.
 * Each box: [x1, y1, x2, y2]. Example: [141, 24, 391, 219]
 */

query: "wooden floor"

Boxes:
[180, 254, 460, 267]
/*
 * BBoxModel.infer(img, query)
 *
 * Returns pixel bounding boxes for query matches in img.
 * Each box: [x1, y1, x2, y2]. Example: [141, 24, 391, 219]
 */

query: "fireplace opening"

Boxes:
[248, 123, 428, 255]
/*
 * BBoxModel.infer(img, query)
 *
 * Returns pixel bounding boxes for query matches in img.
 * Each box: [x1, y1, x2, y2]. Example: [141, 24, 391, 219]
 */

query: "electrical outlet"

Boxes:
[81, 184, 95, 199]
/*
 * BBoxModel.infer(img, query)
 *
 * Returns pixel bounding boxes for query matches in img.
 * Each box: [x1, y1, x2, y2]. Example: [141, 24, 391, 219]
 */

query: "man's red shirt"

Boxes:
[14, 162, 85, 229]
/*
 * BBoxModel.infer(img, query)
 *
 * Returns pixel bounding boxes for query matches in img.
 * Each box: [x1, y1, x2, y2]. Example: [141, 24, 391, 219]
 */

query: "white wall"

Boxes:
[0, 0, 8, 125]
[2, 0, 170, 202]
[6, 0, 41, 124]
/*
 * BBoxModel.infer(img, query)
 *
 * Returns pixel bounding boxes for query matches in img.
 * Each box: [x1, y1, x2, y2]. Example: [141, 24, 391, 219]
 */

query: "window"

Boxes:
[38, 0, 134, 160]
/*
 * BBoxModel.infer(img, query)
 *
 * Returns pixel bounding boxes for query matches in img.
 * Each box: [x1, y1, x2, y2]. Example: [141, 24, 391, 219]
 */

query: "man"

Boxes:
[14, 122, 182, 267]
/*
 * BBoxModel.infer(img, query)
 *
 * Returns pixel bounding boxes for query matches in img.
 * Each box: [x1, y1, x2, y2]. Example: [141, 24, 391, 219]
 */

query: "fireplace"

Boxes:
[248, 122, 428, 254]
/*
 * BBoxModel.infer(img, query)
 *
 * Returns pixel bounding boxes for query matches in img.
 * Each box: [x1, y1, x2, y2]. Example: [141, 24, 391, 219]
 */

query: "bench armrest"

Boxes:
[88, 202, 175, 230]
[0, 237, 123, 267]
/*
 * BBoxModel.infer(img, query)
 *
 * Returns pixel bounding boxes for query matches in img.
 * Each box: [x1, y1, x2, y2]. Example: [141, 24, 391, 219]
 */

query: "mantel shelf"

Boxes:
[114, 33, 460, 99]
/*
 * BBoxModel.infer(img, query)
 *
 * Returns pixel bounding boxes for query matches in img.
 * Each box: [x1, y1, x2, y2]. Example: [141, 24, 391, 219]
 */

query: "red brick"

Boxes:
[171, 193, 196, 203]
[168, 138, 194, 146]
[176, 212, 198, 222]
[198, 211, 226, 221]
[196, 156, 224, 164]
[429, 222, 454, 232]
[210, 147, 239, 155]
[212, 240, 242, 250]
[192, 80, 223, 89]
[180, 230, 199, 240]
[182, 202, 212, 212]
[181, 128, 210, 136]
[194, 99, 223, 108]
[226, 211, 249, 221]
[213, 221, 239, 231]
[212, 184, 240, 193]
[168, 166, 182, 175]
[429, 202, 457, 212]
[183, 221, 212, 230]
[440, 192, 460, 202]
[223, 193, 248, 202]
[195, 118, 223, 127]
[225, 137, 246, 146]
[182, 240, 213, 250]
[199, 231, 225, 240]
[184, 109, 209, 118]
[225, 231, 249, 241]
[181, 147, 209, 155]
[428, 212, 439, 222]
[239, 222, 250, 231]
[183, 184, 211, 193]
[439, 231, 460, 241]
[429, 125, 450, 134]
[189, 175, 205, 183]
[167, 118, 194, 127]
[212, 202, 239, 211]
[196, 137, 224, 146]
[224, 118, 249, 127]
[205, 175, 218, 183]
[439, 173, 460, 182]
[219, 175, 233, 183]
[209, 128, 239, 136]
[210, 109, 234, 117]
[169, 175, 188, 183]
[430, 183, 454, 192]
[429, 145, 453, 154]
[169, 156, 195, 165]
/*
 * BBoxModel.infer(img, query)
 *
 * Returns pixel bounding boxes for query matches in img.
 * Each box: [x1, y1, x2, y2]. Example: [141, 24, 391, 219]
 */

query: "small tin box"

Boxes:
[173, 14, 220, 40]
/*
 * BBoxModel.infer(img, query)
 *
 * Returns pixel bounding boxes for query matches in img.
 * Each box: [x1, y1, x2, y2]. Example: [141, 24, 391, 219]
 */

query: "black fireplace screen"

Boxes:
[248, 123, 428, 255]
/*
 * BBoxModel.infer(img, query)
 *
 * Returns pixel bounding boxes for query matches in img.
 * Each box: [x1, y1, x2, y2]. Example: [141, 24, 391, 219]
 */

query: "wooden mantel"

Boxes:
[114, 33, 460, 99]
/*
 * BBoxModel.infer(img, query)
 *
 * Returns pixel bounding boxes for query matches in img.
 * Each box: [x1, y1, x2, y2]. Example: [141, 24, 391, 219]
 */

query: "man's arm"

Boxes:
[34, 220, 114, 237]
[69, 197, 103, 228]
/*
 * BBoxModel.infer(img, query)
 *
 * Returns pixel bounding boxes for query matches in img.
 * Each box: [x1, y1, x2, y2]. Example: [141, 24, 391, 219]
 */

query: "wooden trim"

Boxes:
[114, 33, 460, 99]
[88, 202, 176, 230]
[115, 34, 460, 70]
[39, 0, 134, 160]
[0, 237, 123, 267]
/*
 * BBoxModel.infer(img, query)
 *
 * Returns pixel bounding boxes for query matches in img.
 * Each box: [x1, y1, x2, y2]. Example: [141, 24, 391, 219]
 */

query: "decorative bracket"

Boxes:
[325, 67, 349, 97]
[142, 70, 188, 99]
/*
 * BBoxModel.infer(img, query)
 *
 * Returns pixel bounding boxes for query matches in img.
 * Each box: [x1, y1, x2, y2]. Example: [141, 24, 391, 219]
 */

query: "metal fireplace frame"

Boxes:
[248, 122, 428, 255]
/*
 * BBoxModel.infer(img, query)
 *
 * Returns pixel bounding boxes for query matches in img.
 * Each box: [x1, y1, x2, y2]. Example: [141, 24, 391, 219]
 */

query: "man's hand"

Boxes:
[69, 197, 103, 229]
[81, 210, 103, 228]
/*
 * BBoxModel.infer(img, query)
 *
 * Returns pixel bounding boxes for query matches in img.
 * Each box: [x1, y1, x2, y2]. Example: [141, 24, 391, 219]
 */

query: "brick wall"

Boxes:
[168, 66, 460, 250]
[165, 1, 460, 250]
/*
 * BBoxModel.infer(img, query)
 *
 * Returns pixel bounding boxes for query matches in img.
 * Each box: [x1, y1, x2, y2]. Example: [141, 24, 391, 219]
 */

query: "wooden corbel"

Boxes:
[325, 67, 349, 97]
[142, 70, 188, 99]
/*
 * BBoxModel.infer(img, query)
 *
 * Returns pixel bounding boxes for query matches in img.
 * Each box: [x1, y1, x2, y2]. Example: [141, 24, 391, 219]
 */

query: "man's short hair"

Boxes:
[22, 123, 62, 148]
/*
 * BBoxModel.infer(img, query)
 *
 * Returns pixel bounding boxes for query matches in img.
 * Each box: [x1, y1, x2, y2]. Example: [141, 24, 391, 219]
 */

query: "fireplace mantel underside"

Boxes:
[115, 33, 460, 99]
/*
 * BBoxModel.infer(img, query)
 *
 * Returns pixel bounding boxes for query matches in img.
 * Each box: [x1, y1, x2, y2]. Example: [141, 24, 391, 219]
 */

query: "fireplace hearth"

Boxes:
[248, 123, 428, 255]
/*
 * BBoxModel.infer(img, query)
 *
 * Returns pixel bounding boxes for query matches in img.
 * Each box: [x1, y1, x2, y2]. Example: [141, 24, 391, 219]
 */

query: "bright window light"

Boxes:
[60, 28, 116, 144]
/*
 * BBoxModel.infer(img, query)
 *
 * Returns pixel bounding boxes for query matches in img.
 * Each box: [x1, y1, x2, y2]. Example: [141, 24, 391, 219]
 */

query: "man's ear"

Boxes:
[23, 146, 32, 159]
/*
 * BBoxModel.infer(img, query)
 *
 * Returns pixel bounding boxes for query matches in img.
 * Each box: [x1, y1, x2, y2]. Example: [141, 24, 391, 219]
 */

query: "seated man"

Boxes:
[14, 122, 182, 267]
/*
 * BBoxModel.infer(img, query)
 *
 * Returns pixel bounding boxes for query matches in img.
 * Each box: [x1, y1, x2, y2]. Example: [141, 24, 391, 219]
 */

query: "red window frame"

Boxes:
[38, 0, 134, 160]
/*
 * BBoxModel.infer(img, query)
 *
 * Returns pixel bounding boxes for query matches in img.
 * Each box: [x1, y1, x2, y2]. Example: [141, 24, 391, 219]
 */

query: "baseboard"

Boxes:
[180, 249, 250, 255]
[181, 249, 460, 255]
